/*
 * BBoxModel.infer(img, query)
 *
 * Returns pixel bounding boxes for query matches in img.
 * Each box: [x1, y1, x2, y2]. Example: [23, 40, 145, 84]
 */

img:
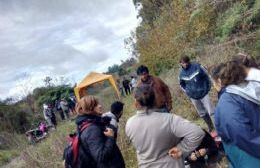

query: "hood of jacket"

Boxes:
[226, 81, 260, 105]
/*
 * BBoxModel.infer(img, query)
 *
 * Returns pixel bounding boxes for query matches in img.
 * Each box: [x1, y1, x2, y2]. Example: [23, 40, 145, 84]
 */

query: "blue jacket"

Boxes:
[223, 143, 260, 168]
[215, 91, 260, 159]
[75, 114, 125, 168]
[179, 63, 211, 99]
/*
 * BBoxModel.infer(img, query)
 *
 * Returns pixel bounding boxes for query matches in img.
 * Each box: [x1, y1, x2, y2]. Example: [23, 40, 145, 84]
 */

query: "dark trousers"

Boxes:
[124, 86, 131, 95]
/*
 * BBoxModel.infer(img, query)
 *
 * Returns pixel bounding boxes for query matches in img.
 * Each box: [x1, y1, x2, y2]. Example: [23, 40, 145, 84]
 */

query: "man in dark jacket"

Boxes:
[179, 56, 214, 132]
[122, 77, 131, 95]
[136, 65, 172, 112]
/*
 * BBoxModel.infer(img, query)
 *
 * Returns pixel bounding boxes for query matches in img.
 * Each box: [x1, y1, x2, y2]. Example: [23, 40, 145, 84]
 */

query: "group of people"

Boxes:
[43, 96, 76, 128]
[63, 53, 260, 168]
[118, 76, 138, 96]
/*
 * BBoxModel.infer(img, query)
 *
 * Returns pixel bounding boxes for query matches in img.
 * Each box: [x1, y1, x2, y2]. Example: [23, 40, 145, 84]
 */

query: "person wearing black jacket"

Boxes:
[74, 96, 125, 168]
[122, 77, 131, 95]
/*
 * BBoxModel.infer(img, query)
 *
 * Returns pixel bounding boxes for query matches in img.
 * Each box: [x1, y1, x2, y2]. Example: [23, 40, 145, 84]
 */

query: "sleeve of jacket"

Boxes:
[81, 125, 116, 163]
[170, 115, 205, 157]
[215, 95, 260, 158]
[158, 77, 172, 111]
[178, 73, 186, 92]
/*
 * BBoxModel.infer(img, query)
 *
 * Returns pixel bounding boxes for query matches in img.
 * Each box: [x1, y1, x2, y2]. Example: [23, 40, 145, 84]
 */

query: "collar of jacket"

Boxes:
[182, 63, 191, 71]
[75, 114, 103, 126]
[136, 108, 161, 115]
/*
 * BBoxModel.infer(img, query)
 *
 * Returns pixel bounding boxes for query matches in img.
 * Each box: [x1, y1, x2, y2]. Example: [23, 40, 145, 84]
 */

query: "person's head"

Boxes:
[179, 55, 190, 69]
[76, 96, 103, 116]
[111, 101, 124, 119]
[210, 61, 247, 91]
[137, 65, 150, 82]
[232, 53, 259, 68]
[134, 84, 155, 110]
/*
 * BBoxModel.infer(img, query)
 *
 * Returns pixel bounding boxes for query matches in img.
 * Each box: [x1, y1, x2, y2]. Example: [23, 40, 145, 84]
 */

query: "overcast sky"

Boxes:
[0, 0, 138, 99]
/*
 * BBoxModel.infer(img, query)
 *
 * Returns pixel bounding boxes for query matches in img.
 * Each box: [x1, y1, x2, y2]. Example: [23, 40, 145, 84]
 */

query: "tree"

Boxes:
[107, 64, 120, 74]
[124, 31, 139, 58]
[118, 67, 127, 76]
[43, 76, 53, 87]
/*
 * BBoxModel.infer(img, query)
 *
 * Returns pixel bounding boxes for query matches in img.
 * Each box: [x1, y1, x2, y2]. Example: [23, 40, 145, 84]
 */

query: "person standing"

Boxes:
[122, 77, 131, 95]
[136, 65, 172, 112]
[60, 98, 70, 119]
[55, 100, 65, 120]
[126, 85, 204, 168]
[179, 55, 214, 132]
[117, 79, 125, 97]
[102, 101, 124, 139]
[69, 96, 125, 168]
[210, 61, 260, 168]
[130, 76, 137, 92]
[43, 103, 56, 128]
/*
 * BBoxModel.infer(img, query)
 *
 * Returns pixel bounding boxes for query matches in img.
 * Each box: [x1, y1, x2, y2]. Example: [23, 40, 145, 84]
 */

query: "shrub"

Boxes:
[216, 2, 247, 41]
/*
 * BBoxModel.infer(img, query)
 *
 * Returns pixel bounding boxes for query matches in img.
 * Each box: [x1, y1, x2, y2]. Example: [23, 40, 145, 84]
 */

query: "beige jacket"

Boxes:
[126, 110, 204, 168]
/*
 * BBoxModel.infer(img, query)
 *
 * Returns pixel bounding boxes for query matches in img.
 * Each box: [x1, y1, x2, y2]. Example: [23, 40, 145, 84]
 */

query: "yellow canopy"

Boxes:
[74, 72, 120, 101]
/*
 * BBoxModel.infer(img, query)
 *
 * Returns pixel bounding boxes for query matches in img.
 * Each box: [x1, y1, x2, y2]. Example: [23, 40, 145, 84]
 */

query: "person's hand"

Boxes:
[198, 148, 207, 157]
[104, 128, 114, 137]
[168, 147, 182, 159]
[190, 152, 197, 161]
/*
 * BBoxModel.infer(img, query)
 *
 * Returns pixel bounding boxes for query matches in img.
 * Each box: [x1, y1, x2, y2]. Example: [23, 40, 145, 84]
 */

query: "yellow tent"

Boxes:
[74, 72, 120, 101]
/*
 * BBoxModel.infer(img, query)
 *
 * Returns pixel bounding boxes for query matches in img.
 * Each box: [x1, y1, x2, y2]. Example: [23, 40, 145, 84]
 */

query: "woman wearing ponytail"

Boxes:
[126, 85, 204, 168]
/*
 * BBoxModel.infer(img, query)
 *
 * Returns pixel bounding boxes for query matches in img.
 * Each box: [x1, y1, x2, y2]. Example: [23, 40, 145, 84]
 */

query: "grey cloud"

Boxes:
[0, 0, 138, 98]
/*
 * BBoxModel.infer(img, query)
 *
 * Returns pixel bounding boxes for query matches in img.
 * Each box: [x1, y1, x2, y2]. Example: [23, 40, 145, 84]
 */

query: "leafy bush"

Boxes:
[216, 2, 247, 41]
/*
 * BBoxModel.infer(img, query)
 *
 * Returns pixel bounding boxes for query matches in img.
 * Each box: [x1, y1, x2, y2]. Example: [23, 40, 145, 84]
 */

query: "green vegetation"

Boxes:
[0, 133, 28, 167]
[132, 0, 259, 75]
[216, 2, 247, 41]
[0, 149, 19, 165]
[0, 85, 74, 133]
[106, 58, 137, 76]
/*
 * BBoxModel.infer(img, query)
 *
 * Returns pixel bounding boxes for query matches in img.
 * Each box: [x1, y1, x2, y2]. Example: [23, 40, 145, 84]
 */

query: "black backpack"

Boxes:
[63, 121, 92, 168]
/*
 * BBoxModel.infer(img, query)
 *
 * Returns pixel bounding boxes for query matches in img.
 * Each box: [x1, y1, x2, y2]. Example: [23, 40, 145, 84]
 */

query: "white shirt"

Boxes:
[131, 78, 137, 88]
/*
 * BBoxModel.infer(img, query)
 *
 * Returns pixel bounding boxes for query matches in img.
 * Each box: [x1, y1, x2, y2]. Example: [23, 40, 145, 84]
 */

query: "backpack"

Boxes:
[63, 121, 92, 168]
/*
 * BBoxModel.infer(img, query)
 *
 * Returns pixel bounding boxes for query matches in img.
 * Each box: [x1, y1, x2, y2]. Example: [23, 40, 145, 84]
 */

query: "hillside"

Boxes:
[131, 0, 259, 74]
